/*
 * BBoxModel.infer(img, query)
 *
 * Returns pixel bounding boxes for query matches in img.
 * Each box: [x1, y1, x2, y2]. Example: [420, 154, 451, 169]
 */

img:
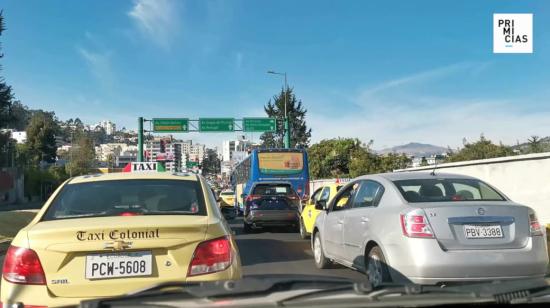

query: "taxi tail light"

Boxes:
[400, 209, 434, 238]
[2, 246, 46, 285]
[529, 212, 543, 236]
[188, 236, 232, 276]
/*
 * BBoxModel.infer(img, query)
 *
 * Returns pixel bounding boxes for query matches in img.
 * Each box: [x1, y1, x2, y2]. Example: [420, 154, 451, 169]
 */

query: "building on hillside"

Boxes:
[97, 120, 117, 135]
[95, 143, 128, 162]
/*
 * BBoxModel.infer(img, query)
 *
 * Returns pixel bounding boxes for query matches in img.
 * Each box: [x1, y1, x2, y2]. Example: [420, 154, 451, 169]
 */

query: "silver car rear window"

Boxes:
[393, 178, 506, 203]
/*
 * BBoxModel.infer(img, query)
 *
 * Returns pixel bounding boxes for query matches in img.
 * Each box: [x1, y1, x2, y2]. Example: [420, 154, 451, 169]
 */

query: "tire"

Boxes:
[312, 232, 331, 269]
[243, 222, 252, 234]
[299, 219, 310, 239]
[366, 246, 392, 287]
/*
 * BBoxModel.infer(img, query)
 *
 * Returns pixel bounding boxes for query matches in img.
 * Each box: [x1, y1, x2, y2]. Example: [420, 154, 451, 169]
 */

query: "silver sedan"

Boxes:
[311, 172, 549, 286]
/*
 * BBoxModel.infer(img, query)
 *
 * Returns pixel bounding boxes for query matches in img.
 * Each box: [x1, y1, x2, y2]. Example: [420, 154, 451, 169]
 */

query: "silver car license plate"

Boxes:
[464, 224, 503, 239]
[85, 251, 152, 279]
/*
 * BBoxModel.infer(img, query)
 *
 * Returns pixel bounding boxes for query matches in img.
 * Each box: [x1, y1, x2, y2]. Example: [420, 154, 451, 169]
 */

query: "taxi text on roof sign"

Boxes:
[123, 162, 166, 173]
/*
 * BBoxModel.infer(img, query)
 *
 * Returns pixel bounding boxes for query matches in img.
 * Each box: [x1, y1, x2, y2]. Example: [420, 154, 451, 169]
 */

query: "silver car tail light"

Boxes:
[400, 209, 434, 238]
[529, 212, 543, 236]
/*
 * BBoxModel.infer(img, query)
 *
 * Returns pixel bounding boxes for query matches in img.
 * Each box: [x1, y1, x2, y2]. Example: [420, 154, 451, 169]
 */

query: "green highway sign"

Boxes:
[243, 117, 276, 132]
[186, 161, 199, 168]
[153, 118, 189, 132]
[199, 118, 234, 132]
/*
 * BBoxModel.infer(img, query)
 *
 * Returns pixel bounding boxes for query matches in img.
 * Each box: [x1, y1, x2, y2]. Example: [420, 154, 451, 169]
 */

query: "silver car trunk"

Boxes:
[416, 202, 530, 250]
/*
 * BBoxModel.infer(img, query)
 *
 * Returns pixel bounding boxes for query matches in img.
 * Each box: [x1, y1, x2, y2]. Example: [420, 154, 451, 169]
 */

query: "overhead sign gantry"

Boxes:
[137, 117, 279, 162]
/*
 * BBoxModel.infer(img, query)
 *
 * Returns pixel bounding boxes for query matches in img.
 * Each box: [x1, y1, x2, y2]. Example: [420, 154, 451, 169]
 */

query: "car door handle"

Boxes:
[337, 219, 344, 225]
[361, 216, 369, 223]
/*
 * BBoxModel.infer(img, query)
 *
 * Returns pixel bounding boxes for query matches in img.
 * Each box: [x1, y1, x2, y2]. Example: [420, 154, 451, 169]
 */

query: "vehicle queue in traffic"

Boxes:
[2, 148, 550, 307]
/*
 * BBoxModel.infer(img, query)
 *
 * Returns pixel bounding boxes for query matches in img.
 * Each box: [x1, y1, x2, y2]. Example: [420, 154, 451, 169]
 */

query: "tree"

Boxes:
[0, 11, 17, 167]
[26, 111, 59, 164]
[201, 149, 220, 176]
[526, 135, 544, 154]
[9, 100, 31, 130]
[65, 134, 96, 176]
[308, 138, 364, 179]
[446, 135, 514, 162]
[260, 88, 311, 148]
[308, 138, 412, 179]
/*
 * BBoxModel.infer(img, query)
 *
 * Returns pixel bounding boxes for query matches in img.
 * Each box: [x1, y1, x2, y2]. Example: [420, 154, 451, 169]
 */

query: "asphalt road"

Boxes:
[229, 217, 365, 281]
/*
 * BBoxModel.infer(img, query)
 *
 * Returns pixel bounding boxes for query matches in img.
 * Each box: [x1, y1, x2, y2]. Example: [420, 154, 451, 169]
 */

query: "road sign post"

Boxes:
[153, 118, 189, 132]
[243, 117, 276, 132]
[199, 118, 234, 132]
[138, 117, 144, 162]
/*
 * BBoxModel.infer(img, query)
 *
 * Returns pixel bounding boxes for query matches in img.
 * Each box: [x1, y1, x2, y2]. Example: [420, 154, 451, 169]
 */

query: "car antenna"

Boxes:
[430, 156, 438, 176]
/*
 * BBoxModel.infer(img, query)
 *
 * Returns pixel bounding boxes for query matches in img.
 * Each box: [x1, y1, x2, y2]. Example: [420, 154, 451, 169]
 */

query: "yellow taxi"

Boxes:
[219, 189, 235, 209]
[299, 182, 343, 239]
[1, 165, 242, 307]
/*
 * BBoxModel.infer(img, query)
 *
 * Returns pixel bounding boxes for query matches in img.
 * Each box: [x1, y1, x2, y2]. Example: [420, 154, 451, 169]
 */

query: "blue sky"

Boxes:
[1, 0, 549, 149]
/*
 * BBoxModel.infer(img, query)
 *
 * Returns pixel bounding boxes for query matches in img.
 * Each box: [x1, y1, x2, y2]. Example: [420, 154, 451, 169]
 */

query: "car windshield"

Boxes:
[42, 180, 207, 220]
[393, 178, 506, 203]
[221, 191, 234, 196]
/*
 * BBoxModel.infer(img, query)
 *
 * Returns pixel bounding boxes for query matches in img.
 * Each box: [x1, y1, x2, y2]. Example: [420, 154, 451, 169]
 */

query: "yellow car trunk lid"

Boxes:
[27, 215, 209, 298]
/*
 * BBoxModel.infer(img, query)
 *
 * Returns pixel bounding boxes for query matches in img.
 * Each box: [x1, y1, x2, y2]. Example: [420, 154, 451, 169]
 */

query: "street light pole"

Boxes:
[267, 70, 291, 149]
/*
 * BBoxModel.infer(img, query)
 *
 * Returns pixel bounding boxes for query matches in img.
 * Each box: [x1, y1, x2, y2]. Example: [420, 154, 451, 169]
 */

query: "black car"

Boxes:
[243, 182, 300, 233]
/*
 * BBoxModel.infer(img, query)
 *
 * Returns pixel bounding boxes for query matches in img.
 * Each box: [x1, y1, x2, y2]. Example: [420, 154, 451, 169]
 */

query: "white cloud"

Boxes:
[308, 98, 550, 150]
[307, 62, 549, 149]
[356, 62, 479, 104]
[128, 0, 180, 49]
[77, 47, 115, 89]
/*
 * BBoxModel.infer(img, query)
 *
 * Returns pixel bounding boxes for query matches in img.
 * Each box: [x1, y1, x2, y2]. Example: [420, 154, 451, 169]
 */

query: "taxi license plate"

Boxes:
[85, 251, 152, 279]
[464, 224, 503, 239]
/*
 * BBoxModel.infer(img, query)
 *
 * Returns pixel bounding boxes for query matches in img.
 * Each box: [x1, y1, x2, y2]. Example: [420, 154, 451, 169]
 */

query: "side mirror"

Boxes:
[315, 200, 327, 211]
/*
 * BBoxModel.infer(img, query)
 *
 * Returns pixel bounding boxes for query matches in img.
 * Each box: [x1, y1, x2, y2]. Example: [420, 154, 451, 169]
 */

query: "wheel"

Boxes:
[366, 246, 392, 287]
[312, 232, 331, 269]
[243, 222, 252, 234]
[299, 219, 310, 239]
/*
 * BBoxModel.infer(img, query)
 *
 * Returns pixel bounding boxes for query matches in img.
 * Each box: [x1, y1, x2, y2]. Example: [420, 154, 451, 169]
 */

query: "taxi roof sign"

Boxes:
[123, 162, 166, 173]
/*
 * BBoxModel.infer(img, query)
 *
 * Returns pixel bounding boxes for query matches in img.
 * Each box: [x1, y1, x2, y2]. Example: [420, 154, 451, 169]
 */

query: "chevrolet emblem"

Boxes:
[104, 239, 132, 251]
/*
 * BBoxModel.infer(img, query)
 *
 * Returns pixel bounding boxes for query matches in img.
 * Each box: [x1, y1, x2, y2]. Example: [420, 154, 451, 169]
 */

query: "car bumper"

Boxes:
[245, 210, 299, 227]
[385, 236, 549, 285]
[0, 260, 241, 307]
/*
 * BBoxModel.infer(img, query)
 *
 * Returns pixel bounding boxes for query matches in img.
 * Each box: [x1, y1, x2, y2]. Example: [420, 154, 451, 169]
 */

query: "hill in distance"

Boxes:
[378, 142, 447, 157]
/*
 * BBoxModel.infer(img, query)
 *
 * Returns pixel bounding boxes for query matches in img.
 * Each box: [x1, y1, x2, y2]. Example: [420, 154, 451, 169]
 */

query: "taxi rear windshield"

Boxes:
[393, 178, 506, 203]
[42, 179, 207, 220]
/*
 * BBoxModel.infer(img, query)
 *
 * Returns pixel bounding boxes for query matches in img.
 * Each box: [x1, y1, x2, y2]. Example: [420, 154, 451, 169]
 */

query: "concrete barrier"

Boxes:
[396, 152, 550, 224]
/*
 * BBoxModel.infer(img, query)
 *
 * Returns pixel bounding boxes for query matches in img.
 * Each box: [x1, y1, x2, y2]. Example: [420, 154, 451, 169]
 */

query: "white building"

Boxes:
[175, 140, 206, 165]
[220, 137, 253, 176]
[222, 137, 252, 162]
[97, 120, 117, 135]
[95, 143, 127, 162]
[10, 131, 27, 144]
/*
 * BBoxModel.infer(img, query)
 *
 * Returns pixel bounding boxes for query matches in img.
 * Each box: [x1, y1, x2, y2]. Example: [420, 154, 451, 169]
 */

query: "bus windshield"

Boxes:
[258, 152, 304, 175]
